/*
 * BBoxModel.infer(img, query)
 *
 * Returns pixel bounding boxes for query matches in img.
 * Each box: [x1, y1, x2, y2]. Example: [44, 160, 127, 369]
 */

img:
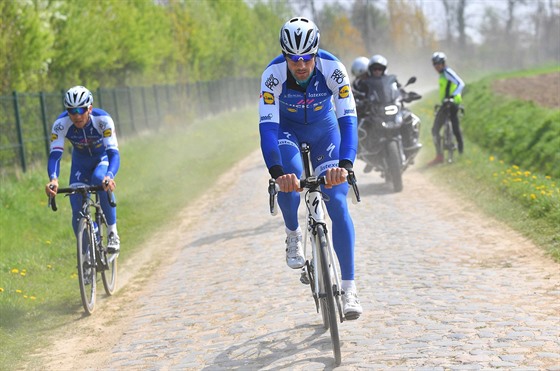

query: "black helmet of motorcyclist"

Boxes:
[368, 54, 388, 75]
[431, 51, 446, 65]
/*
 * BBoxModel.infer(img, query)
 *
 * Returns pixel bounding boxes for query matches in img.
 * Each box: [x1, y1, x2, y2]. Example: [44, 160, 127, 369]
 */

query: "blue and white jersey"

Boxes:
[48, 108, 119, 180]
[259, 49, 357, 171]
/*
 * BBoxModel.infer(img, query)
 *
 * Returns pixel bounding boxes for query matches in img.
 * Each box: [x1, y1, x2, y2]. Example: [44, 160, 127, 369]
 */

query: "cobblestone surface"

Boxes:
[27, 153, 560, 370]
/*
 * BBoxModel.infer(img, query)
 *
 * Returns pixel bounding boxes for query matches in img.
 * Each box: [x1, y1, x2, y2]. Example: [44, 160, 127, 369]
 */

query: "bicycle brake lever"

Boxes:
[268, 179, 278, 216]
[48, 185, 58, 211]
[347, 171, 361, 204]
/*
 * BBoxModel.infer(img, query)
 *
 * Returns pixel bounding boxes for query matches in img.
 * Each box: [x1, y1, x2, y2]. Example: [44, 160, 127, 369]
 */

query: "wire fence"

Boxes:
[0, 77, 259, 175]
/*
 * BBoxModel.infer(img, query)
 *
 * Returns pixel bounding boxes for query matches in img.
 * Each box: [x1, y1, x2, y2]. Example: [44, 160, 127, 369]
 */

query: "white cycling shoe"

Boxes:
[285, 230, 305, 269]
[342, 290, 363, 320]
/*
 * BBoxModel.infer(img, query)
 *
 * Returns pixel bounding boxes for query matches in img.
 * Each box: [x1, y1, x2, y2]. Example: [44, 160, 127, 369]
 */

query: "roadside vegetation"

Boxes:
[0, 107, 259, 369]
[416, 66, 559, 261]
[1, 68, 558, 369]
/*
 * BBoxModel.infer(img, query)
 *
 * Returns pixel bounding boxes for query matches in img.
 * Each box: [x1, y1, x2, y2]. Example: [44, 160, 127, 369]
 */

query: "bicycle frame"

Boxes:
[298, 144, 344, 320]
[48, 183, 117, 313]
[267, 142, 361, 366]
[434, 100, 457, 163]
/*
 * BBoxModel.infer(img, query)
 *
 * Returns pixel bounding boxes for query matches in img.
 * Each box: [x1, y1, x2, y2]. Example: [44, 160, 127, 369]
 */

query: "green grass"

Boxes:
[0, 106, 260, 368]
[415, 73, 559, 261]
[1, 68, 559, 368]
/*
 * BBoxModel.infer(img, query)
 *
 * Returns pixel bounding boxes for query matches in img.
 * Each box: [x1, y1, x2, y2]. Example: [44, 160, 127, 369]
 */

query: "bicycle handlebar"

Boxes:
[268, 171, 361, 215]
[48, 181, 116, 212]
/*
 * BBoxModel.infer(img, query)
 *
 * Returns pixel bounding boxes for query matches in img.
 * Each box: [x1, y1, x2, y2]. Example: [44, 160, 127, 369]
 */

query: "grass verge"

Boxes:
[0, 106, 260, 369]
[415, 85, 559, 262]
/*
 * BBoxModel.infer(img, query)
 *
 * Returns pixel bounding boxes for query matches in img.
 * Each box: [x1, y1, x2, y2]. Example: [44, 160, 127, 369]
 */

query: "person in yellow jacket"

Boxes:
[428, 51, 465, 165]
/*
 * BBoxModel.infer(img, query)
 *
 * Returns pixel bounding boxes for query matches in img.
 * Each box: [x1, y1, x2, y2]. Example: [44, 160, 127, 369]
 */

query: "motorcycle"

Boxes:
[356, 76, 422, 192]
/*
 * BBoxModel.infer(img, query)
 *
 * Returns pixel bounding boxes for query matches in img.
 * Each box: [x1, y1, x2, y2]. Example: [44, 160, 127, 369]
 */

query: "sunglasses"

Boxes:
[285, 53, 315, 63]
[67, 106, 89, 115]
[372, 66, 385, 71]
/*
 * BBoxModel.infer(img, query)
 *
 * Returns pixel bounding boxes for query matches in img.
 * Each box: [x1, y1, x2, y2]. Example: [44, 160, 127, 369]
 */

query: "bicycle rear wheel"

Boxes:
[77, 218, 96, 314]
[100, 220, 118, 295]
[317, 225, 342, 366]
[444, 120, 455, 163]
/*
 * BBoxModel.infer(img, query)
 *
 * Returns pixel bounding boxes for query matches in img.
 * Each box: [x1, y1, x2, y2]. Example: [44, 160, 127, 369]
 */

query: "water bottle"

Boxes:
[93, 222, 100, 245]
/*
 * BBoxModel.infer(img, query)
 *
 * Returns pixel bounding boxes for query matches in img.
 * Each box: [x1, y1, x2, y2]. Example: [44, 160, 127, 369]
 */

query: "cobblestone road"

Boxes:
[29, 153, 560, 370]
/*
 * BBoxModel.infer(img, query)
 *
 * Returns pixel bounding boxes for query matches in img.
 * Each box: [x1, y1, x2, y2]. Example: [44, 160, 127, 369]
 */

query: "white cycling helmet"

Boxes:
[64, 85, 93, 108]
[351, 56, 370, 77]
[279, 17, 320, 55]
[432, 51, 446, 64]
[368, 54, 388, 73]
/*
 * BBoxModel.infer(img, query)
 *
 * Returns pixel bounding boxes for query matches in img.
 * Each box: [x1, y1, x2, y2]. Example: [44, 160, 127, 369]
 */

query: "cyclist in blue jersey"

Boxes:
[428, 51, 466, 165]
[259, 17, 362, 319]
[45, 86, 121, 253]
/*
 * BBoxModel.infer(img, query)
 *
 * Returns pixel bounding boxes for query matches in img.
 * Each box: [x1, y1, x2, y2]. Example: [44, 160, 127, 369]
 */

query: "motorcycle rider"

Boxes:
[350, 56, 370, 117]
[428, 51, 465, 165]
[355, 54, 421, 172]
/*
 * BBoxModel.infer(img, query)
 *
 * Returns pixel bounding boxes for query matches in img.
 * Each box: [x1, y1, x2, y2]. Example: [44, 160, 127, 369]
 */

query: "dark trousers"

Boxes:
[432, 103, 463, 155]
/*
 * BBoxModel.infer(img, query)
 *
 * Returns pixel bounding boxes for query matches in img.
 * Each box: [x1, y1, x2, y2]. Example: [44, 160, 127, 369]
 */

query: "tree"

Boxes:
[316, 2, 366, 63]
[350, 0, 389, 55]
[0, 0, 55, 93]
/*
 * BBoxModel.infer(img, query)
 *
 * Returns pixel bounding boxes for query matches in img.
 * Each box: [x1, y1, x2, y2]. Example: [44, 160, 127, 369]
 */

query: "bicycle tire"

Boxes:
[77, 218, 96, 314]
[444, 120, 455, 163]
[317, 225, 342, 366]
[100, 219, 118, 295]
[386, 141, 403, 192]
[316, 242, 329, 330]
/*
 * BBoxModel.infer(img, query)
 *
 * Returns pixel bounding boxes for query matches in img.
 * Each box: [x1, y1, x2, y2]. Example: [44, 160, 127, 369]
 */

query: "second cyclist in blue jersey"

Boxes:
[259, 17, 362, 319]
[45, 86, 121, 253]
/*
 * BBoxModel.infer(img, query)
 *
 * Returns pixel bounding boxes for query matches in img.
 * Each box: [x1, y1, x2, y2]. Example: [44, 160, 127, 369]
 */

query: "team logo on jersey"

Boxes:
[338, 85, 350, 99]
[54, 123, 64, 133]
[287, 108, 297, 112]
[314, 105, 323, 111]
[331, 69, 346, 84]
[50, 134, 58, 142]
[265, 74, 279, 90]
[103, 129, 112, 137]
[260, 113, 273, 122]
[262, 92, 275, 105]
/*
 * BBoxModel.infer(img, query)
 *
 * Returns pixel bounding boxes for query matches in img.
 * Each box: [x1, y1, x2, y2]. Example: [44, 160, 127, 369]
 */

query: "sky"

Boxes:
[304, 0, 541, 44]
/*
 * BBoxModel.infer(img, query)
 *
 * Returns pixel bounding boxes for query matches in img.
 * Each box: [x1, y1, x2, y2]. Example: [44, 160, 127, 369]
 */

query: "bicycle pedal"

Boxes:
[300, 268, 310, 285]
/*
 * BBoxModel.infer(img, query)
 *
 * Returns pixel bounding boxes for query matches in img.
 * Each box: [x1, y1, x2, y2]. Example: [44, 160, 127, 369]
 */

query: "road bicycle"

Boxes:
[268, 142, 360, 366]
[48, 182, 118, 314]
[434, 98, 464, 164]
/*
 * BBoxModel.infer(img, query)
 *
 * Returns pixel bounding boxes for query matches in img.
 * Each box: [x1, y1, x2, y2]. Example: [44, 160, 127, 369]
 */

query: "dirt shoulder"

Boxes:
[492, 71, 560, 109]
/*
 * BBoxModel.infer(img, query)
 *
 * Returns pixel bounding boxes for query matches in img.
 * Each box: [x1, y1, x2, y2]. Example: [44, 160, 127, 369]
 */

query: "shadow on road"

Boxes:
[187, 218, 280, 248]
[204, 323, 340, 370]
[357, 180, 396, 197]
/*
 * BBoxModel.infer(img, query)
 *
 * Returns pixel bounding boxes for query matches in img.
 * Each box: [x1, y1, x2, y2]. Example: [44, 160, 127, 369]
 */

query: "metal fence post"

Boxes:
[12, 91, 27, 172]
[112, 89, 120, 130]
[141, 86, 150, 129]
[96, 87, 103, 109]
[127, 87, 136, 134]
[153, 85, 160, 128]
[39, 92, 50, 157]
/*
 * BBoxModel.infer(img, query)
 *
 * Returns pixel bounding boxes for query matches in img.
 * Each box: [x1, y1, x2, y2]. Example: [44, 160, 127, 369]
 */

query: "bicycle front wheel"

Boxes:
[317, 225, 342, 366]
[100, 220, 118, 295]
[77, 218, 96, 314]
